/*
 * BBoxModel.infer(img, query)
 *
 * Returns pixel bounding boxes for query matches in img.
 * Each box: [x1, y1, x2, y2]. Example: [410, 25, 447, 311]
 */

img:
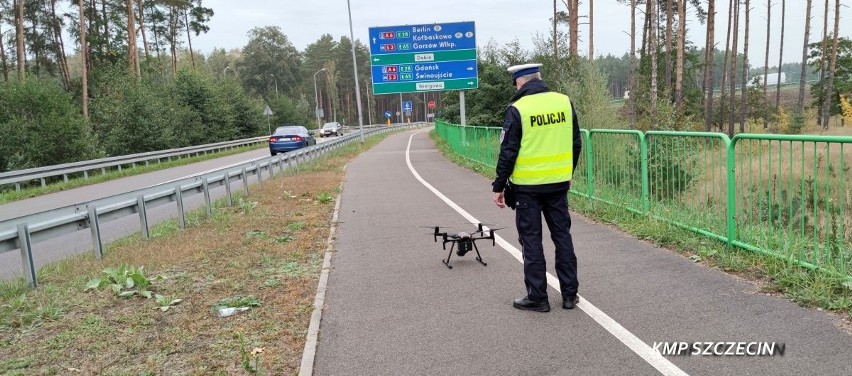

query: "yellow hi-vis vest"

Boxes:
[509, 92, 574, 185]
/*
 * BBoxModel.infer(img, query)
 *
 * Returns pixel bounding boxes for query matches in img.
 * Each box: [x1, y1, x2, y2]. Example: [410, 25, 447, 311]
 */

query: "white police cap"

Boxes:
[507, 63, 543, 79]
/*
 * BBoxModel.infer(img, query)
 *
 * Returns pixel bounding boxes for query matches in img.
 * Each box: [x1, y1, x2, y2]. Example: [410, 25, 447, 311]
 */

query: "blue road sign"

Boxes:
[371, 61, 478, 84]
[402, 101, 412, 112]
[368, 22, 477, 55]
[384, 111, 392, 118]
[369, 21, 478, 95]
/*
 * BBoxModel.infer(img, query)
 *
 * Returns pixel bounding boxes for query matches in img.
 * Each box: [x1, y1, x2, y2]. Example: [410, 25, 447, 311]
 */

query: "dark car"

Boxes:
[268, 126, 316, 155]
[319, 122, 342, 137]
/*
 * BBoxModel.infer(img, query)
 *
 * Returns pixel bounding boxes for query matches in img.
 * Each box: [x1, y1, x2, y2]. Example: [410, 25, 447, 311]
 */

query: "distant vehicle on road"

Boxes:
[320, 122, 342, 137]
[268, 126, 316, 155]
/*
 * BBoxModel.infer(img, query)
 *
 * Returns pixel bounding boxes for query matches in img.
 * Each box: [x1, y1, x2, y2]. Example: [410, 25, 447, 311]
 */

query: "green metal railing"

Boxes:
[435, 120, 852, 280]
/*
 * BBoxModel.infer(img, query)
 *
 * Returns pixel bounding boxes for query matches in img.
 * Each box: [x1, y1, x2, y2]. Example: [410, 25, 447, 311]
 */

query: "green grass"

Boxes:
[0, 143, 266, 205]
[429, 129, 852, 319]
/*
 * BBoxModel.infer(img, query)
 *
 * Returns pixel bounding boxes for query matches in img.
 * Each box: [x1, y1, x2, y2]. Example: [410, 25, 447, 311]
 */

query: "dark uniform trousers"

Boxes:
[515, 189, 578, 302]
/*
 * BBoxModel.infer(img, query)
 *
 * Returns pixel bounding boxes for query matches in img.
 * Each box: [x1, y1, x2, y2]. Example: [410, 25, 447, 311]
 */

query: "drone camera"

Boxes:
[456, 241, 473, 256]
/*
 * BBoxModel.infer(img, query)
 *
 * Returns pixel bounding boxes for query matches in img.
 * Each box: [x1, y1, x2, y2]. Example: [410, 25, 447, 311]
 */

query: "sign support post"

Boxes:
[263, 105, 274, 135]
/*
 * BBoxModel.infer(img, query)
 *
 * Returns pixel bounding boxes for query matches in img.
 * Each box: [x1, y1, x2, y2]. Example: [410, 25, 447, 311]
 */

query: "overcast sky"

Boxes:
[193, 0, 849, 66]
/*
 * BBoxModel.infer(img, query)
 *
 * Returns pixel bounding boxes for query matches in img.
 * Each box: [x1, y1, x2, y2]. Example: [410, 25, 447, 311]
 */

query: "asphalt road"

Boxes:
[0, 136, 338, 279]
[313, 128, 852, 375]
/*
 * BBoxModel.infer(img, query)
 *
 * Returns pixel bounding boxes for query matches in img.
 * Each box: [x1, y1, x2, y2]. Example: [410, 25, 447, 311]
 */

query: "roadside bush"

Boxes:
[171, 69, 237, 145]
[217, 78, 265, 137]
[90, 68, 187, 156]
[269, 94, 314, 131]
[0, 79, 95, 172]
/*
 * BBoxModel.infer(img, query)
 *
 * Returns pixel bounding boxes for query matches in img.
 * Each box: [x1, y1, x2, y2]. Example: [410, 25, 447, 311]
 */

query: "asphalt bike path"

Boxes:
[314, 129, 852, 375]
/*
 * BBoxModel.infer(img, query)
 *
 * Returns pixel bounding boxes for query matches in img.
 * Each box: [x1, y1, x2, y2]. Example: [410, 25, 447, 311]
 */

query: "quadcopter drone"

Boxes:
[425, 223, 504, 269]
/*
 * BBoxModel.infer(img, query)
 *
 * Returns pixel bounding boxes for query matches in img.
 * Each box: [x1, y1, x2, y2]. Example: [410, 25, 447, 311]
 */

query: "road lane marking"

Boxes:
[405, 131, 688, 376]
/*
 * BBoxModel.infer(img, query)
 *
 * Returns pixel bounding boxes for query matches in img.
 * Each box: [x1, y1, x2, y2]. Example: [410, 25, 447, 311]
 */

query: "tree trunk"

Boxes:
[796, 0, 812, 113]
[589, 0, 594, 61]
[102, 0, 109, 50]
[0, 25, 8, 82]
[739, 0, 750, 132]
[719, 0, 734, 131]
[79, 0, 89, 120]
[137, 0, 150, 62]
[821, 0, 840, 128]
[126, 0, 140, 78]
[817, 0, 829, 121]
[553, 0, 558, 62]
[775, 0, 785, 110]
[50, 0, 72, 89]
[704, 0, 716, 131]
[675, 0, 686, 108]
[15, 0, 25, 81]
[150, 4, 164, 74]
[728, 0, 739, 137]
[169, 7, 178, 75]
[629, 0, 637, 129]
[763, 0, 771, 128]
[665, 0, 674, 99]
[570, 0, 579, 58]
[650, 0, 658, 127]
[30, 3, 41, 77]
[184, 9, 195, 69]
[641, 0, 652, 56]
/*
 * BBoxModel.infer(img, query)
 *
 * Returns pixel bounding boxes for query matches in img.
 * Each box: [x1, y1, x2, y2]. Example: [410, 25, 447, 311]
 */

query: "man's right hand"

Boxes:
[493, 191, 506, 209]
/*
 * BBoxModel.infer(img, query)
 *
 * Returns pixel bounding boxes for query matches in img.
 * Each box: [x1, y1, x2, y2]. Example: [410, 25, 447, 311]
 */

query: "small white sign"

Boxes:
[263, 105, 273, 116]
[416, 82, 445, 91]
[414, 53, 435, 62]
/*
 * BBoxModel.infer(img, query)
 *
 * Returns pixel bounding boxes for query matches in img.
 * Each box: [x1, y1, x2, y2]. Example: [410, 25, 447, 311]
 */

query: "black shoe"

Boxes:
[562, 295, 580, 309]
[513, 297, 550, 312]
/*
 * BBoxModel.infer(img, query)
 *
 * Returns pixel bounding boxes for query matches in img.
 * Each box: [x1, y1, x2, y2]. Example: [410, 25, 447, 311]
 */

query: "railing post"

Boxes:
[256, 165, 263, 188]
[16, 223, 37, 288]
[225, 173, 233, 207]
[137, 195, 149, 239]
[176, 186, 186, 229]
[242, 168, 249, 195]
[585, 131, 594, 197]
[203, 178, 212, 218]
[726, 139, 737, 246]
[88, 206, 104, 259]
[639, 132, 650, 213]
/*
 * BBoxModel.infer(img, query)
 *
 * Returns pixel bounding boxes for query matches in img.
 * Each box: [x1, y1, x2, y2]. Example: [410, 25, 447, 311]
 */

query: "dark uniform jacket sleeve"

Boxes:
[571, 99, 582, 170]
[492, 106, 522, 193]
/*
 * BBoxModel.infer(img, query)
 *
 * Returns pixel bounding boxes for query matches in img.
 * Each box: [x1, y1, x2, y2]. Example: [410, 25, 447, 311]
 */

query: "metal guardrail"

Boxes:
[0, 136, 270, 191]
[0, 123, 427, 287]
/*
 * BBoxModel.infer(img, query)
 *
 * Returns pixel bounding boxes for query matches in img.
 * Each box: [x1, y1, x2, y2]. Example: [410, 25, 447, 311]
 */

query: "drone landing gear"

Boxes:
[442, 241, 487, 269]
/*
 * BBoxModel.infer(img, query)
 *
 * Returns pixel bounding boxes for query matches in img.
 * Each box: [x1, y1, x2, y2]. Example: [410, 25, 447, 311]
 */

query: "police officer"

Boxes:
[492, 63, 582, 313]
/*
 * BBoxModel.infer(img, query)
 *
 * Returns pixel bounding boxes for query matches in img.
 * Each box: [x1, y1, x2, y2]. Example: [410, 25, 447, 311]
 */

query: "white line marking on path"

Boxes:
[405, 131, 688, 376]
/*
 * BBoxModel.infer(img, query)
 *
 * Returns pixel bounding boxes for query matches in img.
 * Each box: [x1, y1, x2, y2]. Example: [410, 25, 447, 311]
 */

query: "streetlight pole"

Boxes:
[347, 0, 365, 143]
[270, 74, 278, 99]
[313, 68, 326, 129]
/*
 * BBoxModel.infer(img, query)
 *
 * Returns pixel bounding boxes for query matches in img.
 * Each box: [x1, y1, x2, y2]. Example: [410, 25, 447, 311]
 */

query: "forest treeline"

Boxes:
[0, 0, 850, 173]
